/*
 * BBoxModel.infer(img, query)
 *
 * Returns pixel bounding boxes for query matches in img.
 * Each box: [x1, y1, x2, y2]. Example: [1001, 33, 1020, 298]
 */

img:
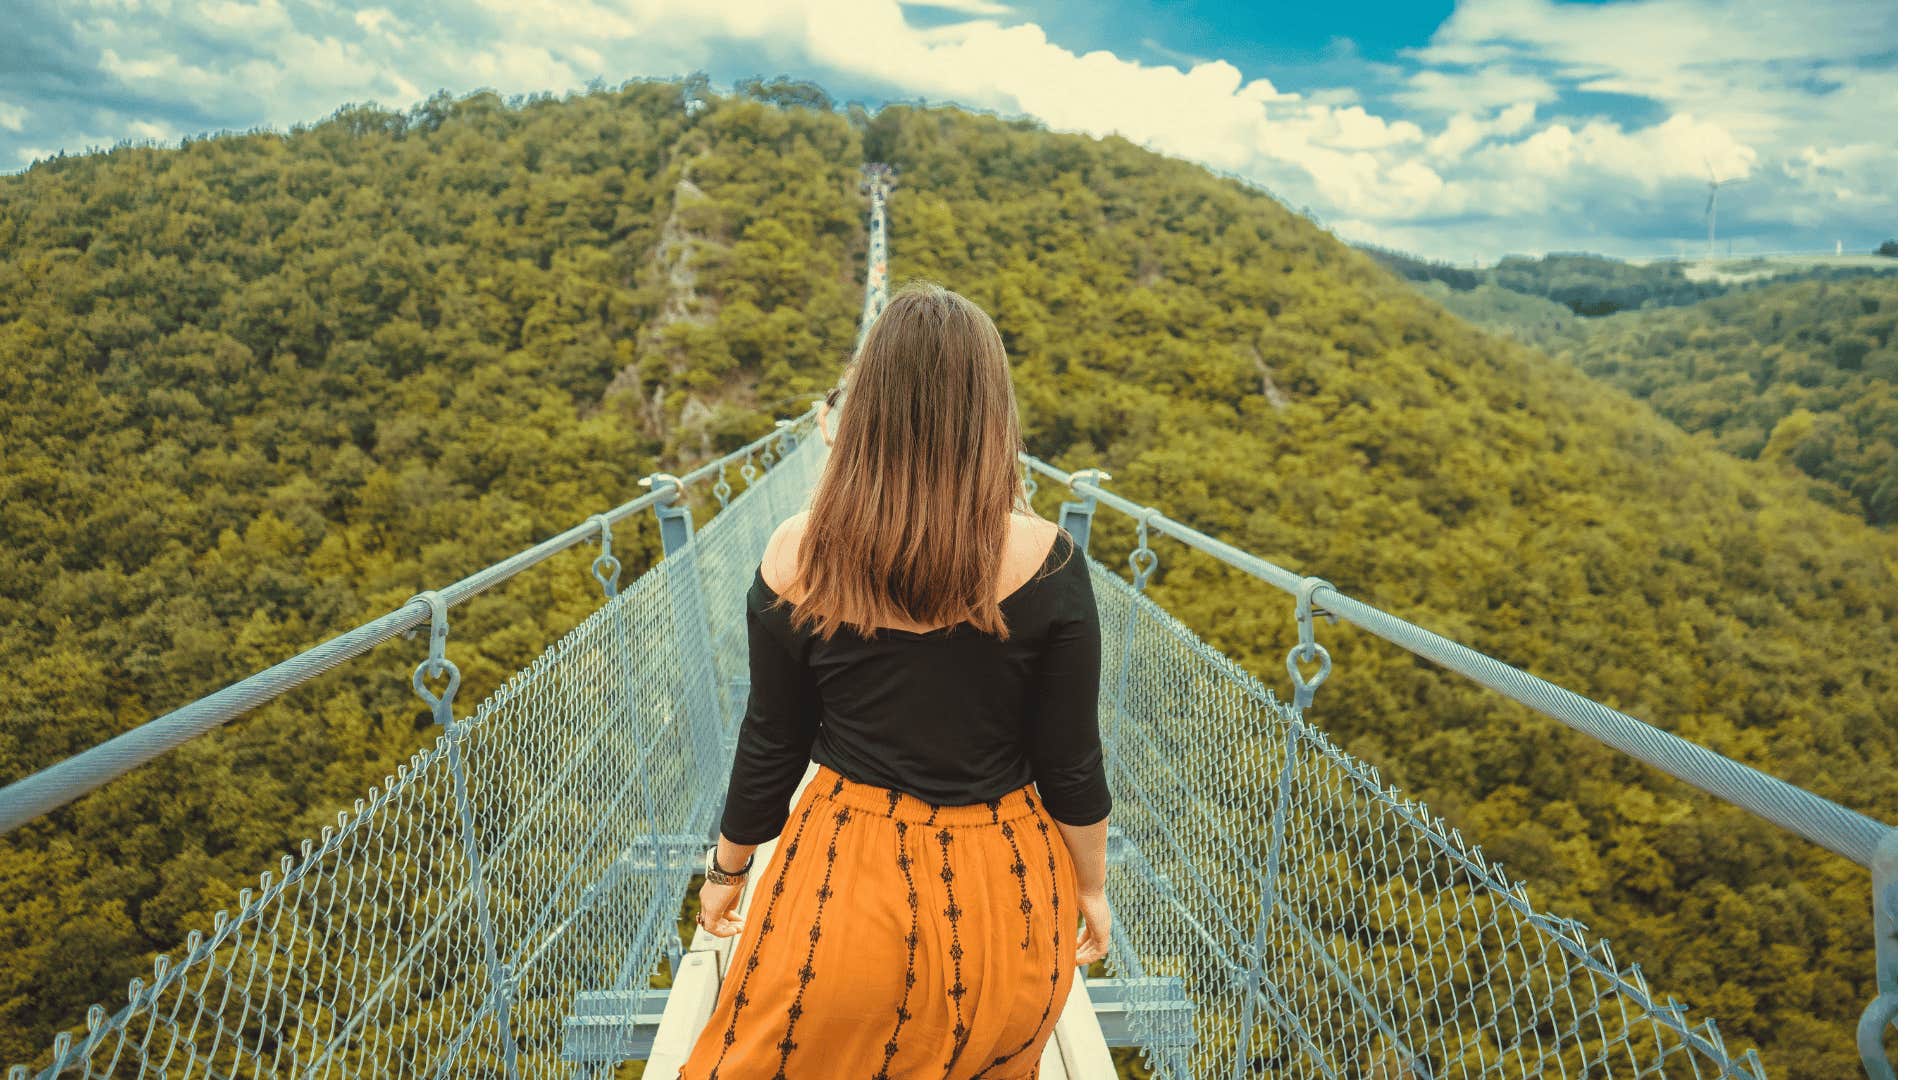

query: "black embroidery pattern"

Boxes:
[937, 827, 972, 1073]
[774, 803, 853, 1078]
[874, 819, 920, 1080]
[707, 781, 1065, 1079]
[709, 797, 818, 1078]
[999, 820, 1034, 949]
[978, 791, 1066, 1076]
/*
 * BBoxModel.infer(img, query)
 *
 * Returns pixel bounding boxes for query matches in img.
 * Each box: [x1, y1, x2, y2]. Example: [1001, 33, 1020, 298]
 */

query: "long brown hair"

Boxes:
[791, 281, 1038, 641]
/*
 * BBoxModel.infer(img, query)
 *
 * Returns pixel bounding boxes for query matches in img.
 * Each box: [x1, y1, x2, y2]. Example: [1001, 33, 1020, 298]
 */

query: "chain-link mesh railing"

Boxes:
[6, 429, 826, 1080]
[1087, 560, 1766, 1078]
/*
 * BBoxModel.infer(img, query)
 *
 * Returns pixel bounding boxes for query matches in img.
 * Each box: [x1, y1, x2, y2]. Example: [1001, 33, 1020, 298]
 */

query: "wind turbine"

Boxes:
[1703, 159, 1746, 260]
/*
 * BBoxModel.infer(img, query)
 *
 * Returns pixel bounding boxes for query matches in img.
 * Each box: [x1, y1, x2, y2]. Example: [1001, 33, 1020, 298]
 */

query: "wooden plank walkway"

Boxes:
[649, 763, 1119, 1077]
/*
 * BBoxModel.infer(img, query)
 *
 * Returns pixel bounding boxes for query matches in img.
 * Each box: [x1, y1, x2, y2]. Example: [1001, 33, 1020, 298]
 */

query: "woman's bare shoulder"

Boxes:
[1007, 509, 1067, 582]
[759, 511, 811, 597]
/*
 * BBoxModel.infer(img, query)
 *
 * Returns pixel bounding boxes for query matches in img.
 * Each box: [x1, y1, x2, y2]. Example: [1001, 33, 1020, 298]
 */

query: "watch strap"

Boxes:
[706, 844, 753, 886]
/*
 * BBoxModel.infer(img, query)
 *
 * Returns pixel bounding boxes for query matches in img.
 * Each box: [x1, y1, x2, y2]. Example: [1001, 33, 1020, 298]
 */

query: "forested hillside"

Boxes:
[1552, 279, 1897, 526]
[1366, 244, 1894, 316]
[0, 80, 1897, 1077]
[1418, 276, 1899, 525]
[1409, 278, 1601, 350]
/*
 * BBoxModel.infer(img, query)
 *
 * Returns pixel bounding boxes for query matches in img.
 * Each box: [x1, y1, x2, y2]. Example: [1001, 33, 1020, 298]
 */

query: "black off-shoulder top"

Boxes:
[717, 527, 1113, 845]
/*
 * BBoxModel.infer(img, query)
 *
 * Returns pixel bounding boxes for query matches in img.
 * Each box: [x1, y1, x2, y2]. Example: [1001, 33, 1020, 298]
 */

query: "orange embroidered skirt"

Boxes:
[676, 761, 1081, 1079]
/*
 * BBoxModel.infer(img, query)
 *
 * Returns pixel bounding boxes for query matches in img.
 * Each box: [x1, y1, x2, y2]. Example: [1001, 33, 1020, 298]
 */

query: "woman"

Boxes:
[677, 281, 1113, 1078]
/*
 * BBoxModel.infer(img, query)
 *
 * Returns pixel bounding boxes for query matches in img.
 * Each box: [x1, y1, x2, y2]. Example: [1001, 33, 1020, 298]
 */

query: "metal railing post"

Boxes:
[1062, 469, 1141, 706]
[1858, 830, 1898, 1079]
[1058, 468, 1110, 552]
[649, 474, 694, 556]
[648, 472, 725, 829]
[409, 589, 521, 1080]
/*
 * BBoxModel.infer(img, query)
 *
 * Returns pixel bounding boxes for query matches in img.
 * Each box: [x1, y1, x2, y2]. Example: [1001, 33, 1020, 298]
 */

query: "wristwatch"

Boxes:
[706, 844, 753, 887]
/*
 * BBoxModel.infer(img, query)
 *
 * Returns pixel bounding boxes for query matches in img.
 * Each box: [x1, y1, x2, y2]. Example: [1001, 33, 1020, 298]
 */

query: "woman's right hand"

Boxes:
[698, 879, 747, 938]
[1074, 889, 1111, 965]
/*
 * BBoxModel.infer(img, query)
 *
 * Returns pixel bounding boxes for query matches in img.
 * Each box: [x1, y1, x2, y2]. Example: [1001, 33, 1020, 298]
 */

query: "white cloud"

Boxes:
[1138, 36, 1208, 70]
[1430, 102, 1536, 160]
[1302, 86, 1361, 108]
[1399, 67, 1557, 115]
[903, 0, 1014, 15]
[1482, 113, 1757, 187]
[1410, 0, 1892, 159]
[443, 41, 587, 90]
[4, 0, 1895, 260]
[352, 6, 404, 47]
[198, 0, 289, 33]
[98, 47, 240, 110]
[473, 0, 637, 41]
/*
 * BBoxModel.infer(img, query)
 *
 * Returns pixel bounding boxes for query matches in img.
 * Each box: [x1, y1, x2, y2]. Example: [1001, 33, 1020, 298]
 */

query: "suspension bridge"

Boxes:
[0, 162, 1897, 1079]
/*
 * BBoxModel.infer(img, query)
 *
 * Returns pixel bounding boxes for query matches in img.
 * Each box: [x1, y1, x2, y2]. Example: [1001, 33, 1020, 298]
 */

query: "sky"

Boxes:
[0, 0, 1897, 263]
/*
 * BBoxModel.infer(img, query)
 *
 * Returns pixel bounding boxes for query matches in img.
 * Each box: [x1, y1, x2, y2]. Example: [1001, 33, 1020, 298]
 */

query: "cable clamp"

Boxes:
[588, 513, 621, 598]
[1129, 510, 1161, 589]
[407, 589, 461, 723]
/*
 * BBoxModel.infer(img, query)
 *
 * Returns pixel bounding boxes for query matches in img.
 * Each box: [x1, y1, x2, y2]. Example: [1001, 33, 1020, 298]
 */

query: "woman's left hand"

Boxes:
[698, 879, 748, 937]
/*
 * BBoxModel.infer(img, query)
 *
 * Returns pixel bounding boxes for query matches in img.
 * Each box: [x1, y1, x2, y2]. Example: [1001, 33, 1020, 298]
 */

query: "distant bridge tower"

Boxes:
[854, 163, 897, 356]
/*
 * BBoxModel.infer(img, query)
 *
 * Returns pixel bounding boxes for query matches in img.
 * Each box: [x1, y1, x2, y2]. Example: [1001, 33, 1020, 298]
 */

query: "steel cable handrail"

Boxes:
[1020, 455, 1893, 867]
